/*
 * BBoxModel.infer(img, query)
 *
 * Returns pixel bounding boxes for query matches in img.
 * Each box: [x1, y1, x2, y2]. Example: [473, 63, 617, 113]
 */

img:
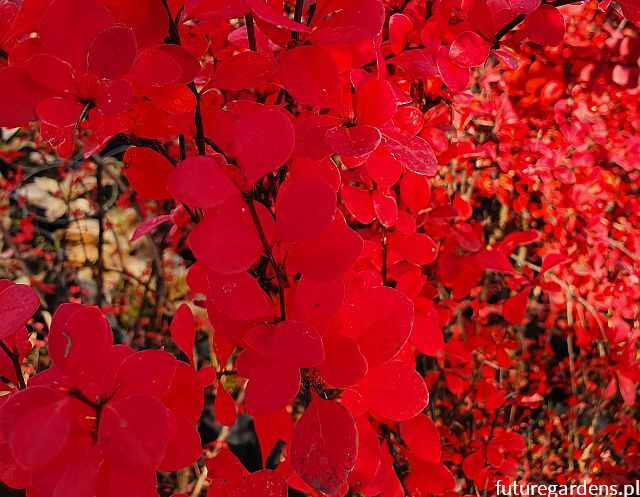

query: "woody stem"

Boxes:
[0, 340, 26, 390]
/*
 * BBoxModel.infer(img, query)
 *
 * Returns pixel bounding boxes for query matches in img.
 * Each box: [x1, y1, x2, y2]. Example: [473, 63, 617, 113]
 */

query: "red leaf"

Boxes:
[235, 107, 295, 183]
[0, 68, 53, 127]
[462, 448, 485, 479]
[309, 0, 385, 45]
[36, 97, 83, 127]
[436, 45, 470, 92]
[206, 447, 248, 488]
[389, 13, 414, 55]
[539, 252, 569, 275]
[158, 413, 203, 471]
[96, 79, 134, 117]
[230, 470, 288, 497]
[130, 46, 182, 86]
[288, 215, 363, 281]
[449, 31, 490, 67]
[392, 232, 438, 265]
[341, 185, 376, 224]
[461, 0, 496, 40]
[474, 249, 515, 274]
[245, 358, 301, 416]
[356, 79, 397, 126]
[208, 271, 274, 321]
[317, 334, 368, 388]
[290, 398, 358, 494]
[5, 389, 72, 467]
[348, 416, 381, 491]
[365, 145, 403, 189]
[0, 283, 39, 340]
[524, 5, 565, 45]
[254, 410, 293, 465]
[340, 286, 414, 367]
[372, 190, 398, 227]
[189, 196, 272, 274]
[278, 45, 342, 110]
[99, 394, 172, 470]
[212, 51, 275, 90]
[186, 0, 250, 20]
[87, 25, 137, 79]
[39, 0, 115, 68]
[214, 382, 237, 427]
[399, 171, 431, 213]
[617, 370, 637, 406]
[326, 125, 382, 158]
[123, 147, 174, 200]
[130, 215, 172, 242]
[382, 126, 438, 176]
[272, 320, 325, 367]
[399, 415, 441, 462]
[354, 361, 429, 422]
[275, 178, 336, 241]
[410, 313, 444, 356]
[48, 305, 113, 378]
[404, 459, 456, 495]
[113, 350, 177, 400]
[168, 155, 238, 209]
[245, 0, 311, 32]
[291, 276, 345, 333]
[503, 287, 531, 324]
[156, 44, 200, 84]
[170, 304, 196, 366]
[492, 47, 519, 69]
[163, 362, 206, 423]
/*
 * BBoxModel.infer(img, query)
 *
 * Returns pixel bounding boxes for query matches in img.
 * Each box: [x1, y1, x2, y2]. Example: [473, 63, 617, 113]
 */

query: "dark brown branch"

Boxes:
[0, 340, 26, 390]
[495, 0, 580, 43]
[244, 193, 287, 320]
[292, 0, 304, 42]
[381, 225, 389, 286]
[245, 14, 257, 51]
[95, 159, 105, 307]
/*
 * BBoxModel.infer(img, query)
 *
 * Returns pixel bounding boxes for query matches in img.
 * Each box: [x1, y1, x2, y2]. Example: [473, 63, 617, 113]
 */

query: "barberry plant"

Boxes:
[0, 0, 639, 496]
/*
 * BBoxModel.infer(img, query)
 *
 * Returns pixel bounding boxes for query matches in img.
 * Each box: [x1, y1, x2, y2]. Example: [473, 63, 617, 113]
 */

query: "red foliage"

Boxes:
[0, 0, 639, 496]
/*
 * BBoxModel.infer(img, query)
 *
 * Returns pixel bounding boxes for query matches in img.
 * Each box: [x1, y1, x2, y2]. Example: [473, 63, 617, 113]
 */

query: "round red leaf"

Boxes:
[0, 283, 39, 340]
[309, 0, 385, 45]
[168, 155, 238, 209]
[39, 0, 115, 68]
[244, 359, 301, 416]
[356, 79, 397, 126]
[208, 271, 274, 321]
[123, 146, 174, 200]
[399, 414, 441, 462]
[189, 196, 271, 274]
[340, 286, 414, 367]
[449, 31, 490, 67]
[325, 125, 382, 158]
[99, 394, 172, 471]
[230, 470, 288, 497]
[87, 25, 138, 80]
[290, 398, 358, 494]
[317, 334, 368, 388]
[354, 361, 429, 422]
[212, 51, 275, 90]
[235, 107, 295, 183]
[436, 45, 470, 92]
[524, 4, 565, 46]
[158, 413, 202, 471]
[287, 216, 363, 282]
[272, 320, 325, 368]
[275, 178, 336, 241]
[278, 45, 342, 110]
